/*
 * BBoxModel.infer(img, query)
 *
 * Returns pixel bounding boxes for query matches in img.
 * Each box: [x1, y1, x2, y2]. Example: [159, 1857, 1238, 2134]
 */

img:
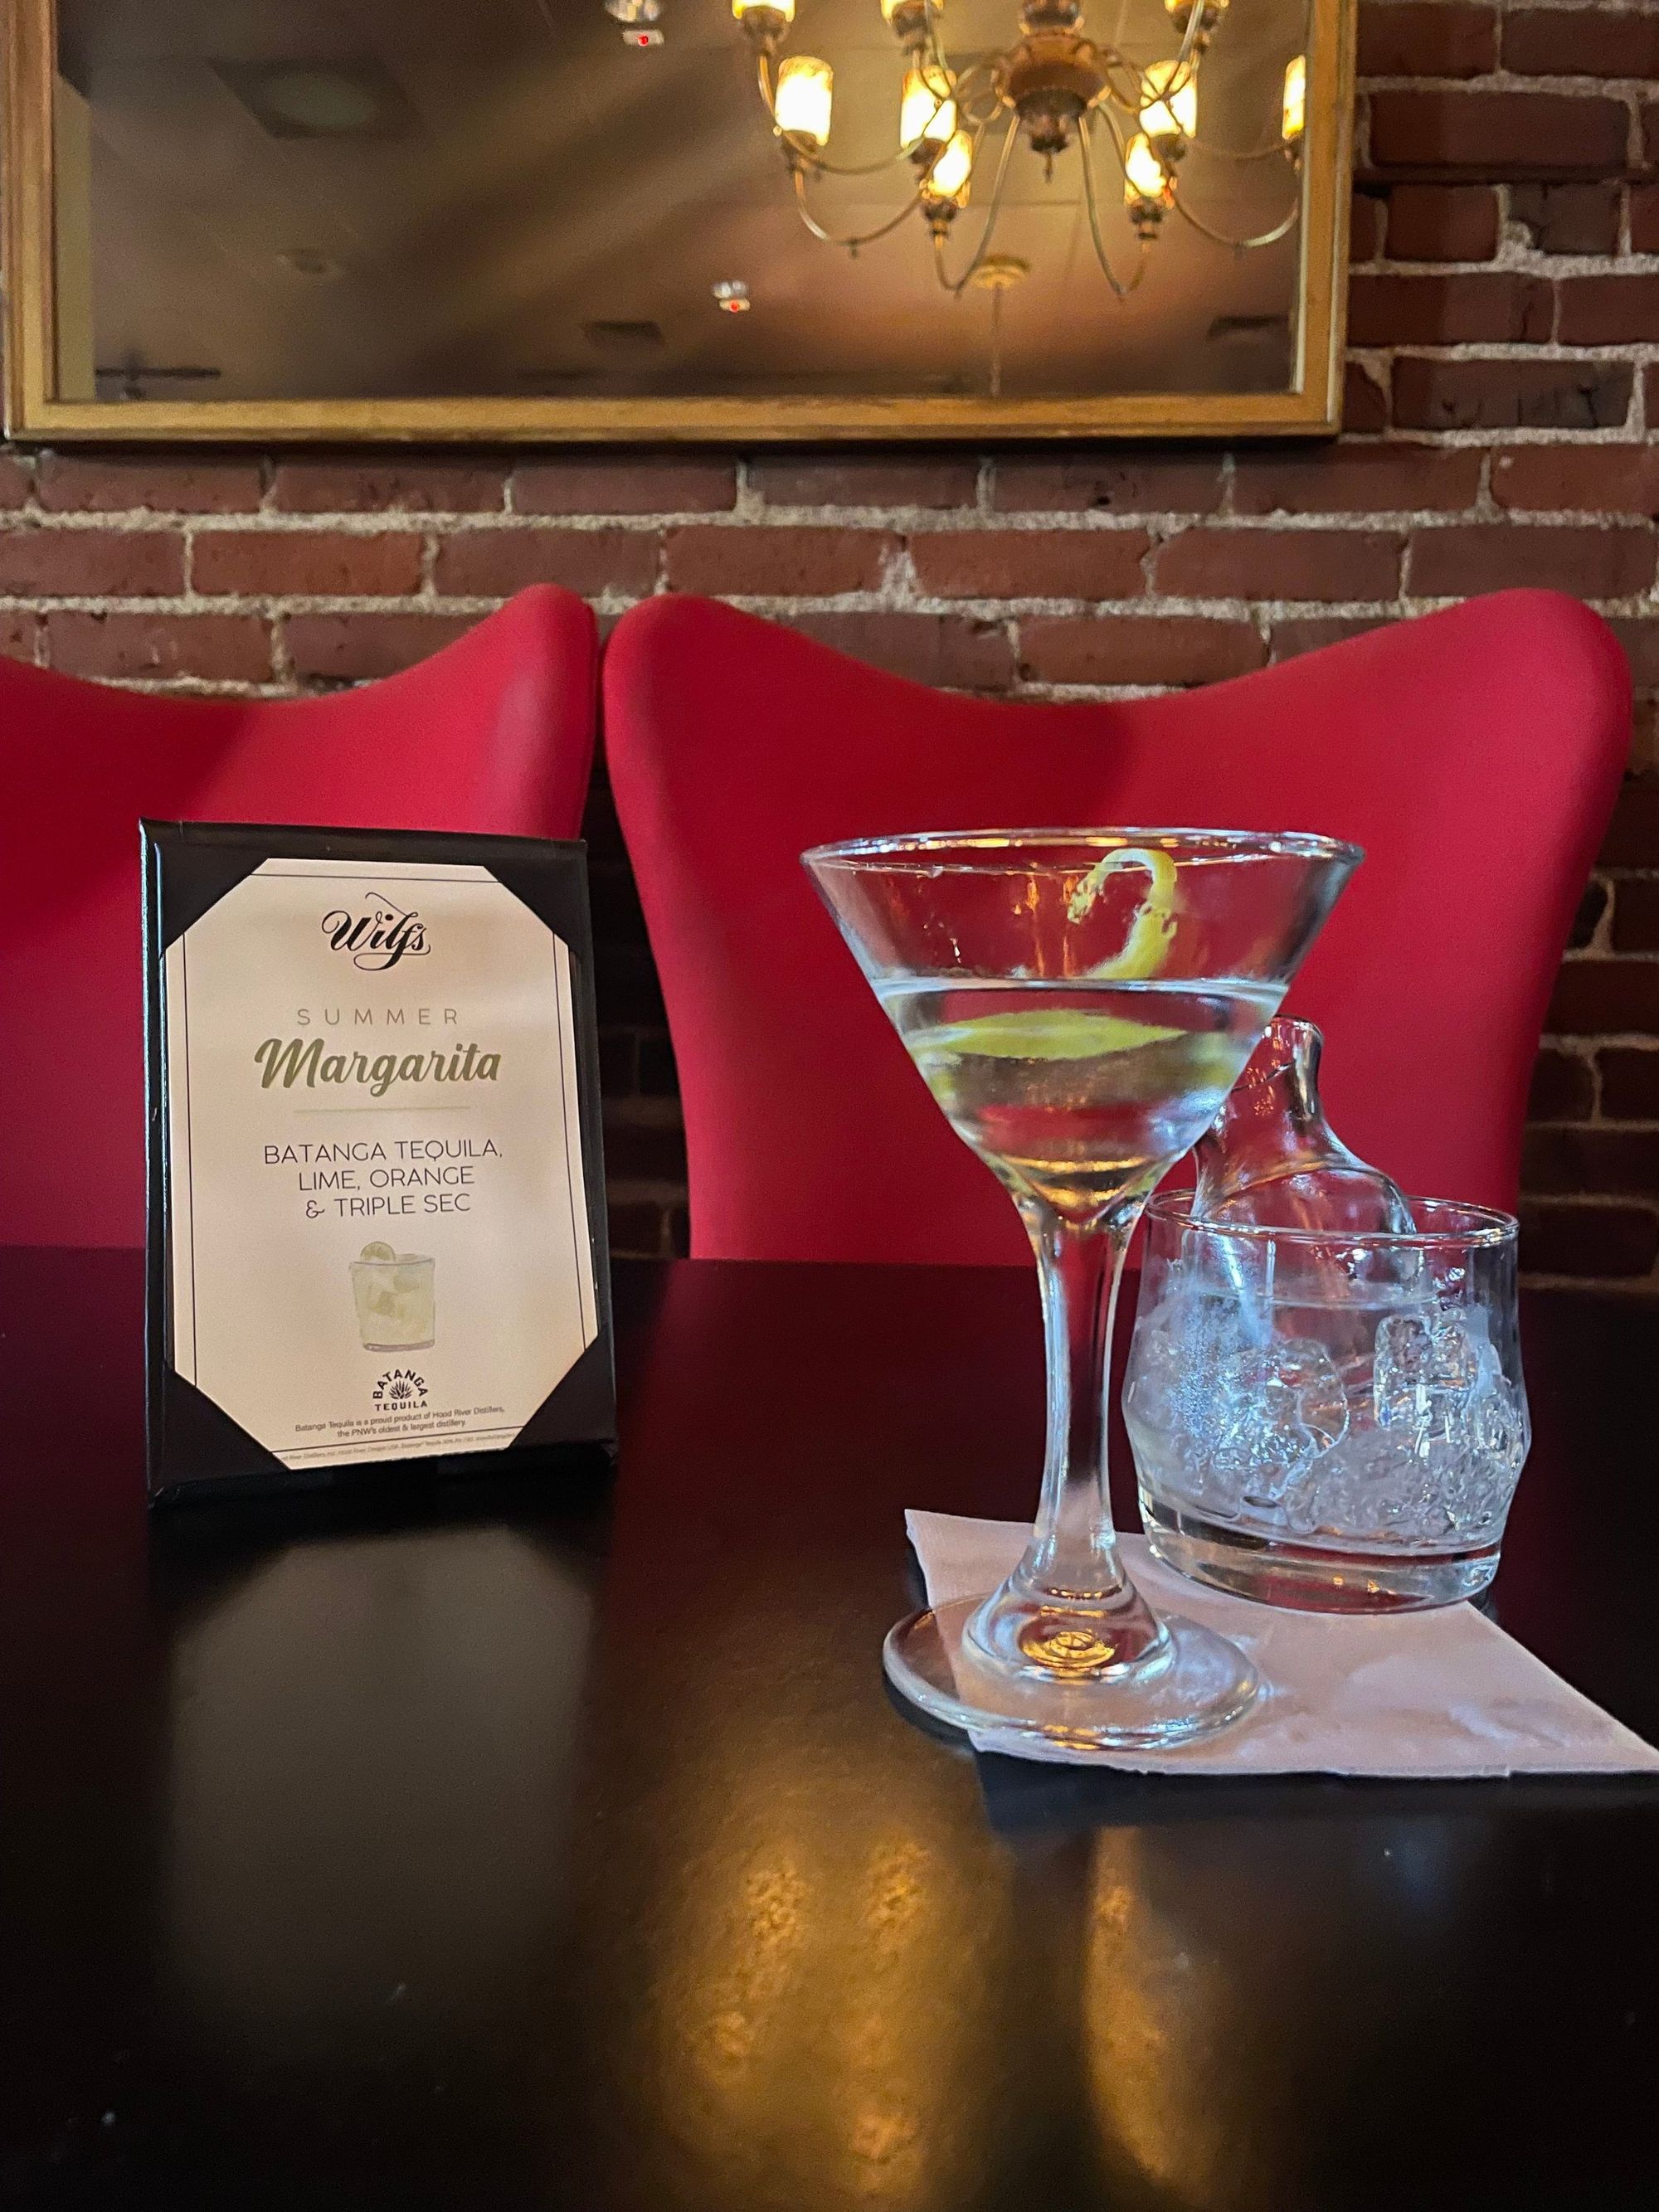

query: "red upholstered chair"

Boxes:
[606, 589, 1628, 1265]
[0, 586, 598, 1248]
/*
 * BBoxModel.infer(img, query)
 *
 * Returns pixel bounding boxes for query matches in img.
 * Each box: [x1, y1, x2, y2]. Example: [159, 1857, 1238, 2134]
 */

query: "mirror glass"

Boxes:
[52, 0, 1315, 411]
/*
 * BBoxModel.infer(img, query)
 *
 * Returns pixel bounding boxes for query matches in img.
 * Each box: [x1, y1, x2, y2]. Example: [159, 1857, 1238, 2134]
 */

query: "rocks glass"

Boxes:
[1128, 1195, 1530, 1612]
[350, 1245, 436, 1352]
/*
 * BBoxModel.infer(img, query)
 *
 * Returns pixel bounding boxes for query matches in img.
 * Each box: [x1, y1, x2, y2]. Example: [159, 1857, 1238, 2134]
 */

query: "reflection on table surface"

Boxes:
[166, 1529, 595, 2044]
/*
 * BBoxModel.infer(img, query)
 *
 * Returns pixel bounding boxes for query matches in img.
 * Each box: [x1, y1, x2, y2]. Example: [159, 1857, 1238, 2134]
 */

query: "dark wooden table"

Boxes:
[2, 1251, 1656, 2211]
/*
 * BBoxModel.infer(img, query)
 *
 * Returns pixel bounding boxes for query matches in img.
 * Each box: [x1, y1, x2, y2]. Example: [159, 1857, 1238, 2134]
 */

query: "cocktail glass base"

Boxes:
[883, 1595, 1259, 1755]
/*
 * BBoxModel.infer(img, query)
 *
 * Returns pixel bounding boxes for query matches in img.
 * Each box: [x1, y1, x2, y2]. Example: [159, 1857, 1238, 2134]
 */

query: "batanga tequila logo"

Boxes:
[322, 892, 430, 971]
[373, 1368, 429, 1409]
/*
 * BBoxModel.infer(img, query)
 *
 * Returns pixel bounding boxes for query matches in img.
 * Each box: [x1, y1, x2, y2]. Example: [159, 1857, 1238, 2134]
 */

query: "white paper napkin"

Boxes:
[907, 1511, 1659, 1776]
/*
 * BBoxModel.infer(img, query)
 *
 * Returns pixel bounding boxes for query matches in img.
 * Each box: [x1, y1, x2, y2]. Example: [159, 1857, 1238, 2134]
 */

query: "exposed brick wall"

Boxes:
[3, 1, 1659, 1282]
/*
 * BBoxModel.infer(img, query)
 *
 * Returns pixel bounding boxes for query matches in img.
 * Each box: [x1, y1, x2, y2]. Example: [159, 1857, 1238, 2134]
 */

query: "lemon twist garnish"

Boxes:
[1066, 846, 1178, 980]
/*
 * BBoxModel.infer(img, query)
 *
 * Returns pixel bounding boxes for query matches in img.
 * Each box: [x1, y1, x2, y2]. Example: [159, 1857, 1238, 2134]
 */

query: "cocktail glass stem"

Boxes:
[968, 1195, 1166, 1680]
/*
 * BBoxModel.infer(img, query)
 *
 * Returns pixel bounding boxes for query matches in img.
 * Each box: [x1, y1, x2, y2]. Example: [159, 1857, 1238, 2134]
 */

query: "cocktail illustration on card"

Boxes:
[350, 1242, 436, 1352]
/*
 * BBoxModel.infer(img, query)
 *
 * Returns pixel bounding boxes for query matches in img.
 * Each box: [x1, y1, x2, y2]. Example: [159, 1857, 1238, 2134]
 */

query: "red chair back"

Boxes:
[1, 587, 598, 1247]
[606, 590, 1628, 1264]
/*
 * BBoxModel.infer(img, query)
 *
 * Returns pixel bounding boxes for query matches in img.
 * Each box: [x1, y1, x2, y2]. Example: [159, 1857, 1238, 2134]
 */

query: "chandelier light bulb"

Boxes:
[924, 128, 974, 207]
[776, 55, 834, 145]
[1282, 53, 1306, 143]
[1122, 132, 1169, 207]
[733, 2, 795, 20]
[1140, 60, 1196, 150]
[900, 64, 956, 150]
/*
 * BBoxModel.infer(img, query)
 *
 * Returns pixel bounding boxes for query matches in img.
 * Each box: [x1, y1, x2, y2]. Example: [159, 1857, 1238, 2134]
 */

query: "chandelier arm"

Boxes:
[778, 127, 950, 180]
[922, 114, 996, 293]
[1185, 137, 1302, 164]
[1090, 97, 1132, 166]
[930, 118, 1021, 296]
[1174, 5, 1206, 72]
[1169, 189, 1302, 251]
[1159, 5, 1207, 94]
[1078, 124, 1150, 300]
[1097, 63, 1150, 119]
[958, 76, 1005, 129]
[1154, 54, 1200, 102]
[780, 136, 946, 179]
[790, 163, 935, 250]
[1105, 5, 1206, 115]
[909, 52, 997, 132]
[1120, 5, 1208, 116]
[950, 57, 996, 100]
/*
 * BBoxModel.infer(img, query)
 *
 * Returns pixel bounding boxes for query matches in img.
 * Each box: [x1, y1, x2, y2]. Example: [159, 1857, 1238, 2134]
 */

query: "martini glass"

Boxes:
[804, 829, 1360, 1752]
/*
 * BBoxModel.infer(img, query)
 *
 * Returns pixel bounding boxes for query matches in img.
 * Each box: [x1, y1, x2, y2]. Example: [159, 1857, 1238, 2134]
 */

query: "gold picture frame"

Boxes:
[3, 0, 1355, 445]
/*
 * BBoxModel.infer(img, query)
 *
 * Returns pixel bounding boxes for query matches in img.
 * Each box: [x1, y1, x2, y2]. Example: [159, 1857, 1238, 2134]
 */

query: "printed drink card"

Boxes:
[144, 823, 613, 1500]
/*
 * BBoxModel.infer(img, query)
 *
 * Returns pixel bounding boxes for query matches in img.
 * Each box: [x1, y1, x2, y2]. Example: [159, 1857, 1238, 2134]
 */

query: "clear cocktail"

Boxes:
[883, 979, 1280, 1222]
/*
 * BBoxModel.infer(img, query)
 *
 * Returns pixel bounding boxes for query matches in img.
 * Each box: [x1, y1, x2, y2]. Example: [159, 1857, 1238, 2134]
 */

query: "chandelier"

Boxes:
[731, 2, 1306, 304]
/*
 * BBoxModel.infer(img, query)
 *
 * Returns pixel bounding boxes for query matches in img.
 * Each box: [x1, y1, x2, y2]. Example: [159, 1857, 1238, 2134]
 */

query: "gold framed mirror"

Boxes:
[4, 1, 1355, 445]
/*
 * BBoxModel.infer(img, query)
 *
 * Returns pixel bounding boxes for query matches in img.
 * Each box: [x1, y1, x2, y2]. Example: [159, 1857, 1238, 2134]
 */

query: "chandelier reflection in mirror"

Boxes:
[733, 1, 1306, 313]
